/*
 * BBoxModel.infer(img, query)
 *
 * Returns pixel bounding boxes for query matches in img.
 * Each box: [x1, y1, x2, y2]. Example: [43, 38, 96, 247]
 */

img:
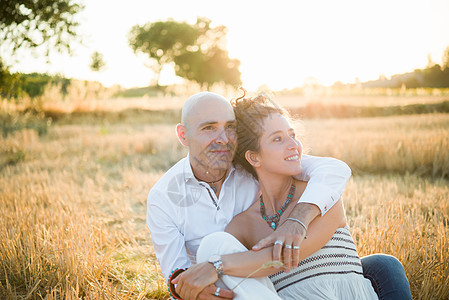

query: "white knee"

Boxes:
[197, 231, 247, 263]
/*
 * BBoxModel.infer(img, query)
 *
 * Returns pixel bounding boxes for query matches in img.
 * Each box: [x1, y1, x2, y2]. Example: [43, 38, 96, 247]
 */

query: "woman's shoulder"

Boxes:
[226, 206, 253, 233]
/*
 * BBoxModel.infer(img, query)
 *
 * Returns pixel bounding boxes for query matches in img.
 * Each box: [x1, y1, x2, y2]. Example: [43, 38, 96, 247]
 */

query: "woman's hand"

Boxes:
[252, 202, 320, 270]
[252, 219, 307, 271]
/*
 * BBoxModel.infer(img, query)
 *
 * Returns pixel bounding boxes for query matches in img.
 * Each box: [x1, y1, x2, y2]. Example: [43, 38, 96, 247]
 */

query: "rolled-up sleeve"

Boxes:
[296, 154, 352, 215]
[147, 190, 191, 281]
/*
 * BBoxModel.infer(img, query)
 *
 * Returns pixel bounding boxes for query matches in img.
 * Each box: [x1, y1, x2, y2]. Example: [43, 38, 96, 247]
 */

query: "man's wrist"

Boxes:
[168, 268, 186, 300]
[291, 202, 320, 225]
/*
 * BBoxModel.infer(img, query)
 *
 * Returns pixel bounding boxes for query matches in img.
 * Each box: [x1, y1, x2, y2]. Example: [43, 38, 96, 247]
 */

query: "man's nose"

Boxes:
[216, 128, 229, 144]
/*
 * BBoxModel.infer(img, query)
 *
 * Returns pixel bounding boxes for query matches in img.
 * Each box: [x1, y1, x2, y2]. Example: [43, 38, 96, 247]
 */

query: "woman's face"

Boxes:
[253, 113, 303, 176]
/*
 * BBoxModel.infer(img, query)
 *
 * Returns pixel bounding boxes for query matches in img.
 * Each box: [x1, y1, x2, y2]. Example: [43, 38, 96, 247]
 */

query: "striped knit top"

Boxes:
[269, 226, 378, 299]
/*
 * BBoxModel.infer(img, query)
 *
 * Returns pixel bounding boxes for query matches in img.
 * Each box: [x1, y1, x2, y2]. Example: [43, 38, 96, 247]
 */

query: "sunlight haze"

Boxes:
[7, 0, 449, 91]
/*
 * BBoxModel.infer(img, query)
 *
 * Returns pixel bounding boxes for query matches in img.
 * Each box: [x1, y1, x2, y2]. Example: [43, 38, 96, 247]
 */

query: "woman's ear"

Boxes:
[245, 150, 260, 167]
[176, 124, 189, 146]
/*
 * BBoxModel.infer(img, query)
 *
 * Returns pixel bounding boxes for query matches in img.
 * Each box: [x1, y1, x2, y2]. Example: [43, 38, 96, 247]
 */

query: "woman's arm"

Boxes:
[223, 199, 346, 277]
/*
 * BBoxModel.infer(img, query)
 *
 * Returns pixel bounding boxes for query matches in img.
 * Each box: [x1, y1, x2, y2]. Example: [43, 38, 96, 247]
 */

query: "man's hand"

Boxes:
[252, 202, 320, 271]
[252, 220, 307, 271]
[197, 285, 234, 299]
[171, 262, 218, 300]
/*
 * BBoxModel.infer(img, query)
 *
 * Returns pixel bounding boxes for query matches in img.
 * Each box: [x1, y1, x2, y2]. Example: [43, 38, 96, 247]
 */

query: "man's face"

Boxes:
[184, 98, 237, 175]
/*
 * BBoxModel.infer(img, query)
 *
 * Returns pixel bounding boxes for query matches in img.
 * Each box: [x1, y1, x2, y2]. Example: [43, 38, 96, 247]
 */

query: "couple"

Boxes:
[146, 91, 412, 299]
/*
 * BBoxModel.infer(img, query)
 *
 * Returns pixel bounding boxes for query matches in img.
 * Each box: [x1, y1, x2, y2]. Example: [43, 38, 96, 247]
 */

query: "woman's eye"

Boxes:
[273, 137, 281, 142]
[203, 126, 213, 130]
[291, 133, 296, 138]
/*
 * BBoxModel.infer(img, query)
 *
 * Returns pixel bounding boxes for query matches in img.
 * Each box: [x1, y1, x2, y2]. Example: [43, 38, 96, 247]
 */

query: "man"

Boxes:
[147, 92, 412, 299]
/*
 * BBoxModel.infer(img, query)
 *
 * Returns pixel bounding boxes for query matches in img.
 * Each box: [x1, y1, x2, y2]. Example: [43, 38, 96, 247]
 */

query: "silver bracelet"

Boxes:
[286, 218, 308, 239]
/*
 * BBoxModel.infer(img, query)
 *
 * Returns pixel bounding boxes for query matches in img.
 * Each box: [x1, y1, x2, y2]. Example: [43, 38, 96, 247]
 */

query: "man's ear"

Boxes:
[245, 150, 260, 167]
[176, 124, 189, 146]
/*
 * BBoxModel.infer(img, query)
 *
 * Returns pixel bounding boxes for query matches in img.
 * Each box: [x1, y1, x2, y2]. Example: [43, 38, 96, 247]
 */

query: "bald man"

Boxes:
[146, 92, 412, 300]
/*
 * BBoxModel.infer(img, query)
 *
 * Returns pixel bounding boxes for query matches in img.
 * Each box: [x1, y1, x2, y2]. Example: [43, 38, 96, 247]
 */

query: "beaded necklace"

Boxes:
[259, 183, 296, 230]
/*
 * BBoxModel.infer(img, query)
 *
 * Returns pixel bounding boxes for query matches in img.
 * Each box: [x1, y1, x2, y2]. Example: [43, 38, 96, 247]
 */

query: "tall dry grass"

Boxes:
[0, 109, 448, 298]
[344, 175, 449, 299]
[0, 125, 183, 299]
[303, 113, 449, 178]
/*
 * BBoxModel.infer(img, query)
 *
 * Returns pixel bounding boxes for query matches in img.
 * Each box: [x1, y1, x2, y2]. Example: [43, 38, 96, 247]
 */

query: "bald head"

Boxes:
[181, 92, 232, 129]
[176, 91, 237, 175]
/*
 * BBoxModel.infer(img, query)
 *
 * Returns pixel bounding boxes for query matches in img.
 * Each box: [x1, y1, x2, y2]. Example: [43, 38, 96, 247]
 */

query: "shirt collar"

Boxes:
[183, 153, 236, 183]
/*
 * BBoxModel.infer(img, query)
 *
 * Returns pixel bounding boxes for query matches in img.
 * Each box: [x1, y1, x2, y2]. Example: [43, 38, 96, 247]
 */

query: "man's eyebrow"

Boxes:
[198, 120, 236, 127]
[198, 121, 217, 127]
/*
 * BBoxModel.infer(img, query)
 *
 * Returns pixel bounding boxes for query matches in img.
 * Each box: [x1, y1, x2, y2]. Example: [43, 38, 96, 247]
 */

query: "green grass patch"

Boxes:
[0, 109, 52, 137]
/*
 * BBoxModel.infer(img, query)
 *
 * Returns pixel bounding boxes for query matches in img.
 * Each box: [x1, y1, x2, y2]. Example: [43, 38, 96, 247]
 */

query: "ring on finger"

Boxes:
[293, 245, 300, 250]
[214, 287, 221, 297]
[274, 240, 283, 246]
[284, 244, 292, 249]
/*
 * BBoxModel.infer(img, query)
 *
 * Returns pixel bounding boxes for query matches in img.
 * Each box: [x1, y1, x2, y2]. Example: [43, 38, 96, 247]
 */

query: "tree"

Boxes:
[89, 51, 106, 72]
[128, 20, 198, 86]
[128, 17, 241, 88]
[442, 46, 449, 70]
[0, 59, 22, 98]
[174, 46, 241, 89]
[0, 0, 84, 57]
[426, 53, 434, 68]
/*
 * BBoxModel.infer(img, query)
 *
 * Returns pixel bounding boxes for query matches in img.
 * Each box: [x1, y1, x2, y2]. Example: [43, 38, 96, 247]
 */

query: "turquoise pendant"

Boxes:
[271, 222, 276, 230]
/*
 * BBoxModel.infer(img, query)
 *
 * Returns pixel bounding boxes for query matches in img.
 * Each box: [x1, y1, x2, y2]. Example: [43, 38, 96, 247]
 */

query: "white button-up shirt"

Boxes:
[146, 154, 351, 281]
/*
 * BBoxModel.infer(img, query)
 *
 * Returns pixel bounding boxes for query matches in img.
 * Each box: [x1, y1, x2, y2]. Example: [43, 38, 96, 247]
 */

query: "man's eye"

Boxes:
[273, 137, 281, 142]
[227, 124, 236, 129]
[203, 126, 213, 130]
[291, 133, 296, 138]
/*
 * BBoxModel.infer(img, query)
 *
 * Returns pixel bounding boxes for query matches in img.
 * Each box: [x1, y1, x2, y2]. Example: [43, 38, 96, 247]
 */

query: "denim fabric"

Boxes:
[361, 254, 413, 300]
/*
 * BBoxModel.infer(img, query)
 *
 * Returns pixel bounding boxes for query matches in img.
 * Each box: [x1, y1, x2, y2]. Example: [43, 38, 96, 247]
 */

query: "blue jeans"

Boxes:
[361, 254, 413, 300]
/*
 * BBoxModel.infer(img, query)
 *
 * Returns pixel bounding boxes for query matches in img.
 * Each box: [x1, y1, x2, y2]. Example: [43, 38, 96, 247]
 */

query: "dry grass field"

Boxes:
[1, 96, 448, 299]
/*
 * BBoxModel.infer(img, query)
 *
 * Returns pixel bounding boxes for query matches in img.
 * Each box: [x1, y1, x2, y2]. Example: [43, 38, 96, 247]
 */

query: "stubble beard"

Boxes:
[193, 144, 236, 178]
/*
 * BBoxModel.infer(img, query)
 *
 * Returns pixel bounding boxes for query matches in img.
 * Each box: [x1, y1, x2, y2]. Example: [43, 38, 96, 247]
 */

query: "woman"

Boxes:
[196, 93, 378, 299]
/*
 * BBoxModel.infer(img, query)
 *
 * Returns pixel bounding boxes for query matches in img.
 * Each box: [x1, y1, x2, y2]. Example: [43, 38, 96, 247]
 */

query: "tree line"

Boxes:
[361, 51, 449, 89]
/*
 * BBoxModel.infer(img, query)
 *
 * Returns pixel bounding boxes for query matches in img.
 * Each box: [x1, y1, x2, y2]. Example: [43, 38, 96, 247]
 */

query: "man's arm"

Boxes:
[295, 155, 352, 215]
[253, 155, 351, 268]
[146, 191, 191, 281]
[148, 191, 233, 300]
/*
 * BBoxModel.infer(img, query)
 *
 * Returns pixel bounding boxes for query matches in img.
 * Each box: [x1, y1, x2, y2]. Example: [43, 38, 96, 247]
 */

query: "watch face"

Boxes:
[209, 254, 220, 263]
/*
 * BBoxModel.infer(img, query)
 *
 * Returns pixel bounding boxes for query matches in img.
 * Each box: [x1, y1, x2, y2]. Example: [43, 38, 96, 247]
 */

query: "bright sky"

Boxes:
[7, 0, 449, 91]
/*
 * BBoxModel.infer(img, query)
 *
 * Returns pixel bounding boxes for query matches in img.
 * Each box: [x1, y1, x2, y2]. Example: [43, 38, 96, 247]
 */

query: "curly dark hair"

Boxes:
[231, 90, 289, 179]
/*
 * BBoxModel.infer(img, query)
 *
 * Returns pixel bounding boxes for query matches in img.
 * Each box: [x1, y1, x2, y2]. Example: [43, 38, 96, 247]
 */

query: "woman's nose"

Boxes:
[288, 137, 302, 153]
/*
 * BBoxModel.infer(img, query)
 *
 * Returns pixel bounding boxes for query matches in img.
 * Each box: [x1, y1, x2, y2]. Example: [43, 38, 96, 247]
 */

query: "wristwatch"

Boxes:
[208, 254, 224, 276]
